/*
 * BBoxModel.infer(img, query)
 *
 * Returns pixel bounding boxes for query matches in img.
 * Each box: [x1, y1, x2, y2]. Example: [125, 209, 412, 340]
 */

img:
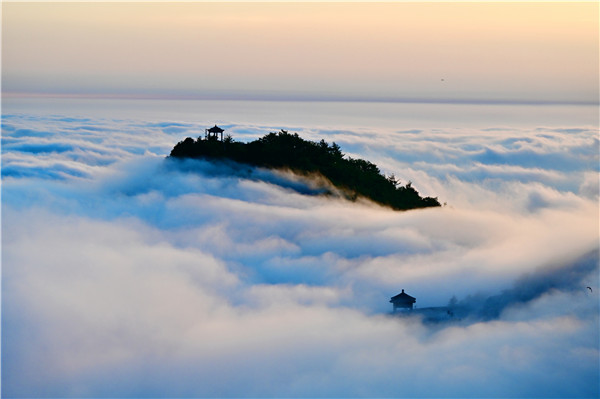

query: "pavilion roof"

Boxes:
[390, 289, 416, 302]
[207, 125, 224, 133]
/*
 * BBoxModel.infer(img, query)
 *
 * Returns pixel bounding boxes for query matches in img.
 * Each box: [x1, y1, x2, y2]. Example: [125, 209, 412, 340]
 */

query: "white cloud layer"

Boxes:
[2, 106, 599, 397]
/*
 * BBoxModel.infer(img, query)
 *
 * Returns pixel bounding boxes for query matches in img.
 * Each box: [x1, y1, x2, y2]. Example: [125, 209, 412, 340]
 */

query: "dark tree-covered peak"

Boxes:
[169, 130, 441, 211]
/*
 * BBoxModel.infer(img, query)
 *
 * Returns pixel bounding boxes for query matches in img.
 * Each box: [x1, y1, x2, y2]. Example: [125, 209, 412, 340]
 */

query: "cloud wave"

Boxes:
[2, 109, 598, 397]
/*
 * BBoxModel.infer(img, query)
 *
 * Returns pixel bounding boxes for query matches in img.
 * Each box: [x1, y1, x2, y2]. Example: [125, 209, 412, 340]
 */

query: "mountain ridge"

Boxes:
[169, 130, 441, 211]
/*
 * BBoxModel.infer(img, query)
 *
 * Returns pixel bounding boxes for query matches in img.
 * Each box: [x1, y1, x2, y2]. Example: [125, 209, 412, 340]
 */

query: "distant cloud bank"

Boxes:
[5, 90, 599, 107]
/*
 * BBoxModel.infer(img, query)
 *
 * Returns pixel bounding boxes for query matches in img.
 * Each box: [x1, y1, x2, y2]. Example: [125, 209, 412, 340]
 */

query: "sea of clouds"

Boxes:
[2, 101, 599, 397]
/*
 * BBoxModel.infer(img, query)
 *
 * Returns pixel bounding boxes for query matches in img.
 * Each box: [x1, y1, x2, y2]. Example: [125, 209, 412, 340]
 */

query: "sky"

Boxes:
[1, 1, 599, 397]
[2, 1, 598, 103]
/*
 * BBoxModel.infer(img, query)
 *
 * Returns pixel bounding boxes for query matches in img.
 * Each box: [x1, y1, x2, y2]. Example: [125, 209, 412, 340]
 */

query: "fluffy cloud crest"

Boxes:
[2, 110, 598, 397]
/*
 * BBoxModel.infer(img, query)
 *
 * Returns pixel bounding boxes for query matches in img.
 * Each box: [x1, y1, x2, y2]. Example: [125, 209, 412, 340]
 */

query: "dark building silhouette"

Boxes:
[205, 125, 224, 141]
[390, 289, 416, 312]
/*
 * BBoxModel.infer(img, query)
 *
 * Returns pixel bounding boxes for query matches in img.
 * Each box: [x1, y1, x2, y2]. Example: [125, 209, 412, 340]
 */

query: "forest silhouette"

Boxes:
[170, 130, 440, 211]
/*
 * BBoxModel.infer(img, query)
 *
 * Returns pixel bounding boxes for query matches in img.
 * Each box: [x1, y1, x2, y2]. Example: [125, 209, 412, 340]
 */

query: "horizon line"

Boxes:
[2, 91, 598, 107]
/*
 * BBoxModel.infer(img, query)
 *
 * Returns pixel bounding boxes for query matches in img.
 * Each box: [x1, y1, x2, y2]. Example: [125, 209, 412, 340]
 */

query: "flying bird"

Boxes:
[587, 286, 593, 293]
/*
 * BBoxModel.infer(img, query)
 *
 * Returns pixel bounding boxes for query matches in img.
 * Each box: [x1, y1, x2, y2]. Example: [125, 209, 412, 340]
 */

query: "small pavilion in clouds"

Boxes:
[390, 289, 416, 312]
[205, 125, 224, 141]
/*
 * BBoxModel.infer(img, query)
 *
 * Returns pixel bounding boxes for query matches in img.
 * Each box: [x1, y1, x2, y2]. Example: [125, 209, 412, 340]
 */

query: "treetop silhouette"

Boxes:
[169, 129, 441, 211]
